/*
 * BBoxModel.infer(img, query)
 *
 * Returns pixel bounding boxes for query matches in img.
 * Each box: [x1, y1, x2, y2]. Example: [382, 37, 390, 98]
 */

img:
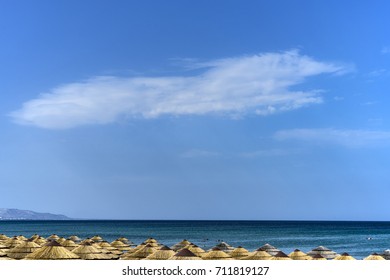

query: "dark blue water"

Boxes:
[1, 220, 389, 259]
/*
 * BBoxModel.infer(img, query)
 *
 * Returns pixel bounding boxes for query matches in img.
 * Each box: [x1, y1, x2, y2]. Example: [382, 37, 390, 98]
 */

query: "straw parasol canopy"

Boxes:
[241, 248, 273, 260]
[171, 239, 192, 251]
[144, 238, 158, 244]
[259, 243, 281, 256]
[4, 237, 23, 248]
[47, 234, 60, 241]
[310, 254, 327, 260]
[25, 240, 80, 260]
[364, 253, 385, 260]
[61, 239, 79, 251]
[111, 240, 131, 251]
[213, 242, 235, 253]
[334, 252, 356, 260]
[120, 244, 157, 260]
[185, 245, 206, 257]
[56, 237, 66, 244]
[380, 249, 390, 260]
[0, 234, 9, 241]
[117, 237, 134, 246]
[288, 249, 312, 260]
[16, 235, 28, 241]
[146, 246, 176, 260]
[68, 235, 81, 242]
[0, 249, 8, 257]
[91, 235, 103, 242]
[168, 248, 202, 260]
[307, 246, 339, 259]
[202, 247, 233, 260]
[6, 239, 41, 259]
[229, 246, 249, 259]
[97, 241, 123, 255]
[271, 251, 292, 260]
[33, 237, 48, 245]
[71, 242, 111, 260]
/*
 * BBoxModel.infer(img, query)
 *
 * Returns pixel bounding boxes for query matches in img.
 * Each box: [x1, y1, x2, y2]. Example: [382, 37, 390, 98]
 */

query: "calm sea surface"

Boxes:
[1, 220, 389, 259]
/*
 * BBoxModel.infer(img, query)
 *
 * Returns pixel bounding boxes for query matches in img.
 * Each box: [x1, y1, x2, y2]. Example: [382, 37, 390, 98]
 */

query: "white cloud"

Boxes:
[274, 128, 390, 147]
[10, 50, 347, 129]
[239, 149, 299, 158]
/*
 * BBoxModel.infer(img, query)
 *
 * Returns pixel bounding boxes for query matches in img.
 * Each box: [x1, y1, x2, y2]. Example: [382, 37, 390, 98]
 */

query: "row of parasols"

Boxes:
[0, 233, 389, 260]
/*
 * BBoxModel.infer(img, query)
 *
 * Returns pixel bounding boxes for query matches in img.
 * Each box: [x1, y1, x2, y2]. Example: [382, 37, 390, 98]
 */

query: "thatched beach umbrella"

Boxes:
[380, 249, 390, 260]
[288, 249, 312, 260]
[6, 239, 41, 259]
[213, 242, 235, 253]
[61, 239, 79, 251]
[121, 244, 156, 260]
[202, 247, 233, 260]
[96, 241, 123, 255]
[68, 235, 81, 242]
[25, 240, 80, 260]
[72, 242, 111, 260]
[33, 237, 48, 245]
[310, 254, 327, 260]
[271, 251, 292, 260]
[364, 253, 385, 260]
[241, 248, 272, 260]
[146, 246, 176, 260]
[171, 239, 192, 251]
[334, 252, 356, 260]
[47, 234, 60, 241]
[0, 234, 9, 241]
[168, 248, 202, 260]
[0, 248, 8, 257]
[4, 237, 23, 248]
[91, 235, 103, 243]
[259, 243, 281, 256]
[229, 246, 249, 259]
[16, 235, 28, 241]
[185, 245, 206, 257]
[307, 246, 339, 259]
[111, 240, 131, 251]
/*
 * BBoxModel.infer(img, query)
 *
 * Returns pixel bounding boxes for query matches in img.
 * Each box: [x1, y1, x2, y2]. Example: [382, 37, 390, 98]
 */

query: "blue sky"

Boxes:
[1, 0, 390, 220]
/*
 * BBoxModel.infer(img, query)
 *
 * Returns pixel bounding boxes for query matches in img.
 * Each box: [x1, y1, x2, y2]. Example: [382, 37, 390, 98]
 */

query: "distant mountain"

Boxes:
[0, 208, 71, 220]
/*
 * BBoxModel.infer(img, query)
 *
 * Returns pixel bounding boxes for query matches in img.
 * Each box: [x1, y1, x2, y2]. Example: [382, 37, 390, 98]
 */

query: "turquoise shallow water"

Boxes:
[1, 220, 389, 259]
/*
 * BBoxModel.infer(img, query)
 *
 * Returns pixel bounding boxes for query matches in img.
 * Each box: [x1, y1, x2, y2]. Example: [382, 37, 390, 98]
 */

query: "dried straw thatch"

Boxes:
[146, 246, 176, 260]
[213, 242, 235, 253]
[241, 248, 273, 260]
[307, 246, 339, 259]
[202, 247, 233, 260]
[61, 239, 79, 251]
[25, 240, 80, 260]
[110, 240, 131, 251]
[229, 246, 249, 259]
[258, 243, 281, 256]
[68, 235, 81, 242]
[271, 251, 292, 260]
[288, 249, 312, 260]
[47, 234, 60, 241]
[333, 252, 356, 260]
[121, 244, 157, 260]
[91, 235, 103, 242]
[0, 234, 9, 241]
[168, 248, 202, 260]
[171, 239, 192, 251]
[72, 242, 111, 260]
[364, 253, 385, 260]
[310, 254, 327, 260]
[6, 240, 41, 259]
[4, 237, 23, 248]
[381, 249, 390, 260]
[97, 241, 123, 255]
[33, 237, 48, 245]
[185, 245, 206, 257]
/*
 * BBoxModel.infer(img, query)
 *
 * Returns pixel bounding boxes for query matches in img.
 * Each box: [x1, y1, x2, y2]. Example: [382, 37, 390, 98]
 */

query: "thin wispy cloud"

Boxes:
[274, 128, 390, 147]
[10, 50, 347, 129]
[381, 47, 390, 54]
[239, 149, 300, 158]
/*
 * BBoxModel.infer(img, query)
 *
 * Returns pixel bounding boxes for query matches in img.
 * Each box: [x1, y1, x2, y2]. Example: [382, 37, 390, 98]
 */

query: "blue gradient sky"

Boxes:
[1, 0, 390, 220]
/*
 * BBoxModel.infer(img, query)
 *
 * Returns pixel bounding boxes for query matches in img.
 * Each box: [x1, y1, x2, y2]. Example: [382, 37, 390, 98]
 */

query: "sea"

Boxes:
[1, 220, 389, 260]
